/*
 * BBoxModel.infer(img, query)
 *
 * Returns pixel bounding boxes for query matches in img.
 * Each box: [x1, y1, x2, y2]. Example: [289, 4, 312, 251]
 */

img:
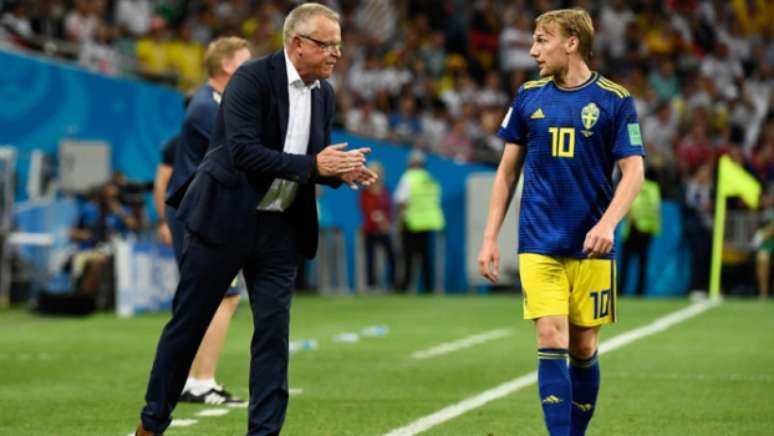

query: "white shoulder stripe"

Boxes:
[501, 107, 513, 129]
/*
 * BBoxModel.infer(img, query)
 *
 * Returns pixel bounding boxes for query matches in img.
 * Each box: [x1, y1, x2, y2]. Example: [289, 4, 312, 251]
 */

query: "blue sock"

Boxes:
[569, 351, 600, 436]
[538, 348, 571, 436]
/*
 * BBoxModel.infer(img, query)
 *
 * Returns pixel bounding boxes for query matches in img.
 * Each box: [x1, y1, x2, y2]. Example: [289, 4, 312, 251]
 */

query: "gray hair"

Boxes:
[283, 3, 340, 46]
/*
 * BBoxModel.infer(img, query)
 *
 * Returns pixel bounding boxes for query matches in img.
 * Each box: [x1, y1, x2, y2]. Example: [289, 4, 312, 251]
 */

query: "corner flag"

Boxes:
[709, 155, 762, 298]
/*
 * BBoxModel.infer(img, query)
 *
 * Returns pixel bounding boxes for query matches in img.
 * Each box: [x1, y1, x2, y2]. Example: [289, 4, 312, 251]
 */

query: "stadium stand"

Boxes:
[0, 0, 771, 299]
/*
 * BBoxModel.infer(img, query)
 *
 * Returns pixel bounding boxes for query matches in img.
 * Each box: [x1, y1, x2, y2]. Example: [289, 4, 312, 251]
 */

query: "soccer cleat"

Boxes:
[179, 386, 246, 405]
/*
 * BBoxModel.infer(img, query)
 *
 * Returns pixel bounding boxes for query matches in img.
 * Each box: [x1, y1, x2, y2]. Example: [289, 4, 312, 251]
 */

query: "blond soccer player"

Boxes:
[478, 8, 644, 436]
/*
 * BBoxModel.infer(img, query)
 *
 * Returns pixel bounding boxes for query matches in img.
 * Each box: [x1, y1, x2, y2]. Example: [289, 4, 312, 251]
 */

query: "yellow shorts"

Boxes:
[518, 253, 617, 326]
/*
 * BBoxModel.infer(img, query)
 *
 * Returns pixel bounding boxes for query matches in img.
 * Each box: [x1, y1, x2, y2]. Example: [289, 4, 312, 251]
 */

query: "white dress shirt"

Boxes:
[258, 51, 320, 211]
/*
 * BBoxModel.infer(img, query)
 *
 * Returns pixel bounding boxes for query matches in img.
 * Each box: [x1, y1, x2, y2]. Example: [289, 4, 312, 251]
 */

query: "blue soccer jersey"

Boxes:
[497, 73, 645, 259]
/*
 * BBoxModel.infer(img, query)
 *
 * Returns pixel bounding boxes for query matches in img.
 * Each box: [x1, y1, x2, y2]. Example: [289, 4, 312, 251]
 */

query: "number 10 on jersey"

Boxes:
[549, 127, 575, 158]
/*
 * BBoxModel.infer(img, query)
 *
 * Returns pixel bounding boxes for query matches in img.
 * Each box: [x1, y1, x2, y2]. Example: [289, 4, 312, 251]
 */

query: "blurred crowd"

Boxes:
[0, 1, 771, 164]
[1, 0, 773, 294]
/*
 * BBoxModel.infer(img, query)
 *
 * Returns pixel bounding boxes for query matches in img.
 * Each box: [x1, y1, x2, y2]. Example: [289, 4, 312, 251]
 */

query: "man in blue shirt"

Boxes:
[70, 182, 136, 295]
[478, 8, 644, 436]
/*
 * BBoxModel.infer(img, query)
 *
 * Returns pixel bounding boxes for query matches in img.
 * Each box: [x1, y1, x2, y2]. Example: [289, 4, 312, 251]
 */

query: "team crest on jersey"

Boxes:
[581, 102, 600, 130]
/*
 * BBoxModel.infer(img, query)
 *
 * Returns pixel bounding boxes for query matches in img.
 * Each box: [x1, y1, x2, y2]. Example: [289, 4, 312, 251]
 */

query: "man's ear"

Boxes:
[565, 35, 579, 55]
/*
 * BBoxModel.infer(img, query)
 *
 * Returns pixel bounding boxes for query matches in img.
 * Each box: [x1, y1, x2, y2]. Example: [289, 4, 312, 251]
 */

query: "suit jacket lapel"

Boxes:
[269, 51, 289, 148]
[309, 87, 323, 154]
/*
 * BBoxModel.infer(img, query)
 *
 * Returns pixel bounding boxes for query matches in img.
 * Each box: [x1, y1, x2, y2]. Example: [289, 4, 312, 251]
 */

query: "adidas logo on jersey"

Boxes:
[530, 108, 545, 119]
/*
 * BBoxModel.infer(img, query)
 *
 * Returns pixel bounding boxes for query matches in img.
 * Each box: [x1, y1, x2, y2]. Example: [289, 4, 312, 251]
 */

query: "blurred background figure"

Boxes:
[394, 151, 445, 293]
[359, 162, 395, 291]
[69, 181, 137, 304]
[753, 209, 774, 300]
[620, 170, 662, 297]
[682, 162, 714, 294]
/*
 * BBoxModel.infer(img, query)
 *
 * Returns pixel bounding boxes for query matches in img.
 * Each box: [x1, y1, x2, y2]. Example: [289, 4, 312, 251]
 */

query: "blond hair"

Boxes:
[535, 8, 594, 62]
[204, 36, 250, 77]
[283, 2, 340, 46]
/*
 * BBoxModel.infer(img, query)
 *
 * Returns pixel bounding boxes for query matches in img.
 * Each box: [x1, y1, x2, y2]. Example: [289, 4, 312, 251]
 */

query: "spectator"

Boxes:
[389, 94, 422, 144]
[166, 20, 205, 91]
[78, 20, 119, 75]
[348, 53, 385, 102]
[359, 162, 396, 290]
[474, 108, 505, 164]
[475, 71, 508, 109]
[188, 5, 216, 46]
[439, 118, 473, 162]
[676, 108, 715, 176]
[648, 59, 681, 102]
[135, 15, 174, 83]
[345, 98, 389, 140]
[700, 43, 743, 100]
[467, 0, 500, 72]
[394, 151, 445, 292]
[598, 0, 633, 60]
[1, 0, 33, 40]
[114, 0, 152, 37]
[30, 0, 65, 41]
[748, 131, 774, 183]
[642, 100, 678, 165]
[753, 208, 774, 300]
[499, 12, 534, 74]
[439, 71, 476, 117]
[682, 162, 714, 292]
[417, 30, 446, 79]
[620, 174, 662, 296]
[643, 13, 681, 58]
[419, 99, 449, 153]
[111, 171, 151, 235]
[69, 182, 137, 297]
[353, 0, 397, 45]
[63, 0, 97, 44]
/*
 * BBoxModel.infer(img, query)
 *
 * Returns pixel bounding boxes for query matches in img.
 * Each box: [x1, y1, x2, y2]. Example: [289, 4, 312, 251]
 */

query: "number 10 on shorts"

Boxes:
[590, 289, 611, 319]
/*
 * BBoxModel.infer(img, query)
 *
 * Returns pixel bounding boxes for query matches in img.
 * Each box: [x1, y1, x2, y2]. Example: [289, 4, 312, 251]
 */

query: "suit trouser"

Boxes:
[167, 204, 240, 297]
[141, 212, 298, 436]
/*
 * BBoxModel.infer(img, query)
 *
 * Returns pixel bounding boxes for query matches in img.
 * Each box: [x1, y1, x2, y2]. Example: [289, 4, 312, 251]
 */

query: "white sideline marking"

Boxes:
[386, 300, 718, 436]
[606, 372, 774, 383]
[195, 408, 230, 417]
[224, 388, 303, 410]
[411, 329, 513, 360]
[169, 419, 198, 427]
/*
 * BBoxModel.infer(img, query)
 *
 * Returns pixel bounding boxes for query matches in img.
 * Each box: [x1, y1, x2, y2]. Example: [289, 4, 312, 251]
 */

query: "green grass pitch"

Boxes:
[1, 296, 772, 435]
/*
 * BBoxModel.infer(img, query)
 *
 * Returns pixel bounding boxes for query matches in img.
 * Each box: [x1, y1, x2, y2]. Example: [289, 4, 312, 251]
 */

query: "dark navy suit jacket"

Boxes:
[167, 50, 340, 258]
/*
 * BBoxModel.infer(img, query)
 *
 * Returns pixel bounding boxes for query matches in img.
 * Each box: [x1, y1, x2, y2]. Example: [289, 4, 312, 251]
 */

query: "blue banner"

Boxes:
[0, 49, 183, 201]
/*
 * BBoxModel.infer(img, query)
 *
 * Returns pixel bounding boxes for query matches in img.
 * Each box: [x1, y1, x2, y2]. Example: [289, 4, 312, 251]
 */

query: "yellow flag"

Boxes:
[709, 155, 762, 298]
[718, 155, 761, 208]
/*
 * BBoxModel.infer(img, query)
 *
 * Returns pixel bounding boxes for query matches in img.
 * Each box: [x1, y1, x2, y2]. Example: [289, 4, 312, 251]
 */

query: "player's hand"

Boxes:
[341, 165, 378, 190]
[157, 222, 172, 246]
[583, 222, 614, 258]
[478, 239, 500, 283]
[316, 143, 370, 177]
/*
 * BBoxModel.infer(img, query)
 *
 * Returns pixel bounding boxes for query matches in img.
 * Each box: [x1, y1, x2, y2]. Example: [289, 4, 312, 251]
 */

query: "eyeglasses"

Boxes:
[298, 34, 343, 53]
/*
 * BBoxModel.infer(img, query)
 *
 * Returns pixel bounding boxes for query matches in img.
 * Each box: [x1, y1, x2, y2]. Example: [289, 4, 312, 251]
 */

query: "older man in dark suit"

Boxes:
[136, 3, 376, 435]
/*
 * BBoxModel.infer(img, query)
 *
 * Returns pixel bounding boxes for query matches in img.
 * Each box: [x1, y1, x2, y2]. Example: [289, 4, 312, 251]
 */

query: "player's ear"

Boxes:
[565, 35, 579, 55]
